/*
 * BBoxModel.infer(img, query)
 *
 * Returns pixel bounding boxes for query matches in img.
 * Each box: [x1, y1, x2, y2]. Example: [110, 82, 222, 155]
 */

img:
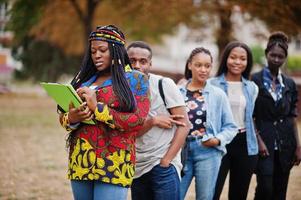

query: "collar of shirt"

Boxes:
[263, 66, 284, 102]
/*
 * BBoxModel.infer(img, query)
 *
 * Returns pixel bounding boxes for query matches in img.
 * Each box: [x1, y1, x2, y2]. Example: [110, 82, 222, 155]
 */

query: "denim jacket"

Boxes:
[209, 74, 259, 155]
[179, 81, 238, 155]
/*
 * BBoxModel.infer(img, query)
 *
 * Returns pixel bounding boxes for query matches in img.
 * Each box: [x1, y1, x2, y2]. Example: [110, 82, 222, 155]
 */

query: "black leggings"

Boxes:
[213, 132, 258, 200]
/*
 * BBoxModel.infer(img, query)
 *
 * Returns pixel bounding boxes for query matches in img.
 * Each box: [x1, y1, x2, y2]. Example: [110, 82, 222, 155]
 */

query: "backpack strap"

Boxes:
[158, 78, 172, 114]
[158, 78, 167, 107]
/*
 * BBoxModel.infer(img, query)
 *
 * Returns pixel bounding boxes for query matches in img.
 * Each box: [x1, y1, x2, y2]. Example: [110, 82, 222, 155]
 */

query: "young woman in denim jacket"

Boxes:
[252, 32, 301, 200]
[210, 41, 259, 200]
[179, 47, 237, 200]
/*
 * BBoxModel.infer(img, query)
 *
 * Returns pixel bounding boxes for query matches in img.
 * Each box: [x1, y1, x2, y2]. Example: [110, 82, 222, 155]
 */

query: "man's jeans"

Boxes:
[131, 164, 180, 200]
[180, 139, 222, 200]
[71, 180, 128, 200]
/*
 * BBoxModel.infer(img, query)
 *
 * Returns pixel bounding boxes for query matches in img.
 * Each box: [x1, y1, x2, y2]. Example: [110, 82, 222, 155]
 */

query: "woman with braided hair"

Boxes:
[178, 47, 237, 200]
[58, 25, 150, 200]
[252, 31, 301, 200]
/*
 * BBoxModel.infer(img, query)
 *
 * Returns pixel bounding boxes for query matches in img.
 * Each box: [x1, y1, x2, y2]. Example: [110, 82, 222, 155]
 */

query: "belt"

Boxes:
[186, 135, 203, 141]
[238, 128, 246, 134]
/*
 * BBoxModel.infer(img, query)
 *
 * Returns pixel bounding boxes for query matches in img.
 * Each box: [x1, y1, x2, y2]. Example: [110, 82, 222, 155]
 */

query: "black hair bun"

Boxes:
[265, 31, 289, 55]
[268, 31, 289, 45]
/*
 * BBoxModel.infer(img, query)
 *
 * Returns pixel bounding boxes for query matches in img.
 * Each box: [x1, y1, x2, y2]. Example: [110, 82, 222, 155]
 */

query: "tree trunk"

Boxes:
[69, 0, 100, 49]
[216, 2, 232, 59]
[84, 0, 96, 46]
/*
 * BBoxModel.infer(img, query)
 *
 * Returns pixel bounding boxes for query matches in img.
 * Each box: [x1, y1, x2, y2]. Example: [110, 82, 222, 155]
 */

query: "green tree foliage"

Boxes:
[251, 45, 265, 66]
[13, 39, 80, 82]
[6, 0, 301, 81]
[7, 0, 82, 82]
[30, 0, 195, 55]
[7, 0, 195, 81]
[287, 56, 301, 72]
[6, 0, 47, 43]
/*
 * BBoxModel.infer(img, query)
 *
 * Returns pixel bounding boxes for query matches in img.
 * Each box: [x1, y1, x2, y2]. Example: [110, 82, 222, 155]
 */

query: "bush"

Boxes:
[13, 38, 81, 82]
[287, 56, 301, 71]
[251, 45, 265, 66]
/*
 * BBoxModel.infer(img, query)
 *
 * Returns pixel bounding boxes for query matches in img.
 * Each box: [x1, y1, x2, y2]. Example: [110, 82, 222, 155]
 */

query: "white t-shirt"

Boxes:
[134, 73, 186, 179]
[227, 81, 246, 129]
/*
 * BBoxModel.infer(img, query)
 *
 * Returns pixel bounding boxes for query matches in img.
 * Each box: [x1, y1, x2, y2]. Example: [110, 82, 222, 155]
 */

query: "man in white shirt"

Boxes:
[127, 41, 189, 200]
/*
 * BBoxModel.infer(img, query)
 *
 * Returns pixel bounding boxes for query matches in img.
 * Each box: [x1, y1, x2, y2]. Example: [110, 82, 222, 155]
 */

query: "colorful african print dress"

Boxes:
[67, 70, 150, 188]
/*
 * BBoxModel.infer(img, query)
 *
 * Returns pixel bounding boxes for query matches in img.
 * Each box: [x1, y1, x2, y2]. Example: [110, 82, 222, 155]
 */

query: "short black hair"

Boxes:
[127, 41, 152, 59]
[216, 41, 253, 80]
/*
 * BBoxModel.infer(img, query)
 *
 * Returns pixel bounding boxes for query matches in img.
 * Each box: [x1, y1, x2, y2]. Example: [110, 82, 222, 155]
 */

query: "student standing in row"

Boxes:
[58, 25, 150, 200]
[252, 31, 301, 200]
[211, 41, 259, 200]
[179, 47, 237, 200]
[127, 41, 190, 200]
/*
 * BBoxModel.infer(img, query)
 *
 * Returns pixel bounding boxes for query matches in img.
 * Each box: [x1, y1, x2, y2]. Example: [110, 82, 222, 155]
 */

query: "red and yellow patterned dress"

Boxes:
[68, 70, 150, 187]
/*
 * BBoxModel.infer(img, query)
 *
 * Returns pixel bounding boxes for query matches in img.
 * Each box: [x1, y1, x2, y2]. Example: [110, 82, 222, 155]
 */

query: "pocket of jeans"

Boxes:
[154, 164, 175, 172]
[153, 164, 176, 178]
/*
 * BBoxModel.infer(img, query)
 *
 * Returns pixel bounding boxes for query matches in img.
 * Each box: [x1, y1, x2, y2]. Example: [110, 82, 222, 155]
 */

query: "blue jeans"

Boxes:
[71, 180, 128, 200]
[180, 139, 222, 200]
[131, 164, 180, 200]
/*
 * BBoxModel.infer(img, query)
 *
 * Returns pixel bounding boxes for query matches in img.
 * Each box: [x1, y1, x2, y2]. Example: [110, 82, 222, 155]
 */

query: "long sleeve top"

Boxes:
[209, 74, 259, 155]
[179, 81, 237, 155]
[68, 70, 150, 187]
[252, 69, 298, 173]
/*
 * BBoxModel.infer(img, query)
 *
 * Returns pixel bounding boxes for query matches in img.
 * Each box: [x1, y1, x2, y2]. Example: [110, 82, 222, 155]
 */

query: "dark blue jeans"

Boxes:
[131, 164, 180, 200]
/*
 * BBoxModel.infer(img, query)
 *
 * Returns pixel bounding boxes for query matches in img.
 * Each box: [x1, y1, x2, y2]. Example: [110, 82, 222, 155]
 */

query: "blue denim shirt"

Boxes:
[209, 74, 259, 155]
[179, 81, 238, 155]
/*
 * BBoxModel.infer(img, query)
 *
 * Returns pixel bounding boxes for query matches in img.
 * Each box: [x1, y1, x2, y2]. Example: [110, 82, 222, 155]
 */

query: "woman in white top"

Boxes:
[210, 41, 258, 200]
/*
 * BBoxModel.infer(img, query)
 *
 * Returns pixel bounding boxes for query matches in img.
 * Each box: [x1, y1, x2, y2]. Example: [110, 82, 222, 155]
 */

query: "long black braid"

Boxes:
[70, 43, 96, 89]
[109, 43, 136, 112]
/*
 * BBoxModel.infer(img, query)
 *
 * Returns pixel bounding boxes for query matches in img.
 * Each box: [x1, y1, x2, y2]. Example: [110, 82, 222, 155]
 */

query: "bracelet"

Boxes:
[61, 112, 74, 131]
